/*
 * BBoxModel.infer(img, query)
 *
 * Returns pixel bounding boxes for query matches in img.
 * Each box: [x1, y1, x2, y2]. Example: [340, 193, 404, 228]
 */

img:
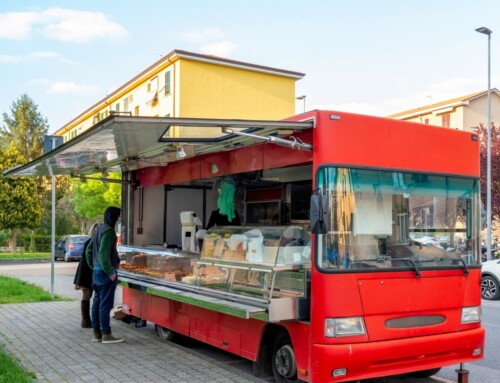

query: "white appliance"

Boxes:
[180, 211, 202, 252]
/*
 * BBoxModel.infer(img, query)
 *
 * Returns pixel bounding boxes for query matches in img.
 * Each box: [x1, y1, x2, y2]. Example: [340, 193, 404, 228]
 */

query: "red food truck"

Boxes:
[5, 110, 485, 382]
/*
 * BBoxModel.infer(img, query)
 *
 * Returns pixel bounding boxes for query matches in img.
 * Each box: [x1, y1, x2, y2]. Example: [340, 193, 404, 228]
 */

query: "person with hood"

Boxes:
[73, 223, 100, 328]
[86, 206, 124, 344]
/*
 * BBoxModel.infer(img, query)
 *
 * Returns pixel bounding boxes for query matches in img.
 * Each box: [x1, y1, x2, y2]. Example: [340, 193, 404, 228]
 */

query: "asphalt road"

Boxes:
[2, 260, 497, 383]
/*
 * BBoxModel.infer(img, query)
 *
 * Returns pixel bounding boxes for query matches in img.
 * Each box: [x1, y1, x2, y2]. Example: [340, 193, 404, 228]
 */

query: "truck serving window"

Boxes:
[316, 167, 481, 272]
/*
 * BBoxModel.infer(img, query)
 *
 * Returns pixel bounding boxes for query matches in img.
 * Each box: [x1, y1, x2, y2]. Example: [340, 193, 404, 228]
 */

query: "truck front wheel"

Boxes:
[272, 333, 298, 383]
[155, 324, 175, 341]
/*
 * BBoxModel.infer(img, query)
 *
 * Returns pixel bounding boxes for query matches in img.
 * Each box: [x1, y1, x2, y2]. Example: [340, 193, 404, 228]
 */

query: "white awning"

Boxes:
[4, 115, 314, 178]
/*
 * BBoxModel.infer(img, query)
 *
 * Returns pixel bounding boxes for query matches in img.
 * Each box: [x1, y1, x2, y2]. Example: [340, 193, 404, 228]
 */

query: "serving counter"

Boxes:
[118, 225, 311, 322]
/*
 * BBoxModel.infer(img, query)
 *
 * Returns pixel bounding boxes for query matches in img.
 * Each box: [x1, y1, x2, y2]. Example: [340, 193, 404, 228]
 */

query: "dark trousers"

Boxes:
[91, 270, 117, 334]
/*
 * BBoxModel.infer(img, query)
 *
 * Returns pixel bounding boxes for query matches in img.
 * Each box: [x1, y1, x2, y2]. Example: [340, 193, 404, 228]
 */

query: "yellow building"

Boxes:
[388, 89, 500, 131]
[54, 49, 305, 141]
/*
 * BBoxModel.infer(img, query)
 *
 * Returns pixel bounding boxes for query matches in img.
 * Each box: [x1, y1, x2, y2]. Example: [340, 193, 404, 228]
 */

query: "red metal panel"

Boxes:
[138, 132, 312, 188]
[262, 130, 312, 169]
[358, 276, 465, 314]
[143, 295, 172, 329]
[310, 111, 480, 177]
[138, 157, 201, 187]
[311, 327, 484, 382]
[171, 301, 190, 336]
[122, 287, 143, 317]
[199, 145, 264, 178]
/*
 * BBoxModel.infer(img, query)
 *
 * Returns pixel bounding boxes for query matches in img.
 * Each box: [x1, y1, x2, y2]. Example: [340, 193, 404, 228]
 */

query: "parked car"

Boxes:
[481, 259, 500, 300]
[55, 235, 91, 262]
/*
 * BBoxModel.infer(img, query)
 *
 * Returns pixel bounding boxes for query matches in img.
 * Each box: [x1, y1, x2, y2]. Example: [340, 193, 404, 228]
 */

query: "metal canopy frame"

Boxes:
[4, 115, 314, 178]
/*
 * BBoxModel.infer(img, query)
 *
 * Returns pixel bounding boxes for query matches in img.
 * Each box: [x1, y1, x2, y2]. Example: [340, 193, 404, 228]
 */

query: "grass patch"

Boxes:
[0, 253, 50, 259]
[0, 276, 66, 304]
[0, 344, 36, 382]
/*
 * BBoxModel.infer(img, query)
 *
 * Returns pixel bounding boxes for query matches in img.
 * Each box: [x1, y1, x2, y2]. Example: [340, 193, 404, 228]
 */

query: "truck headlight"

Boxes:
[461, 306, 481, 324]
[325, 317, 366, 337]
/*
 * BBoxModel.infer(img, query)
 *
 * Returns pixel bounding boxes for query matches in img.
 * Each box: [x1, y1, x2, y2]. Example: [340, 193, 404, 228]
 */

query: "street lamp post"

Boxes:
[476, 26, 493, 261]
[296, 95, 306, 113]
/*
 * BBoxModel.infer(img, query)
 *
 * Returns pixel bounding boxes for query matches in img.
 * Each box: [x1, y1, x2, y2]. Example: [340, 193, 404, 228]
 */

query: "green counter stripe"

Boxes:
[250, 312, 269, 321]
[145, 286, 250, 319]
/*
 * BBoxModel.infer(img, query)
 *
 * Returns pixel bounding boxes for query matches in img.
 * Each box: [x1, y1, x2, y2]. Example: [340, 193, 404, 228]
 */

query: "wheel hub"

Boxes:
[482, 278, 497, 298]
[275, 344, 296, 378]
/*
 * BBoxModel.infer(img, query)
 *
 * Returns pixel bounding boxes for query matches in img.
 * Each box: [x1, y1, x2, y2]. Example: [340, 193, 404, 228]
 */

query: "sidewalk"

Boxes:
[0, 263, 265, 383]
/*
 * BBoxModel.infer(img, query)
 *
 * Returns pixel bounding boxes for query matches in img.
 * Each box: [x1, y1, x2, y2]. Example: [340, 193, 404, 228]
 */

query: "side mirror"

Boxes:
[310, 194, 329, 234]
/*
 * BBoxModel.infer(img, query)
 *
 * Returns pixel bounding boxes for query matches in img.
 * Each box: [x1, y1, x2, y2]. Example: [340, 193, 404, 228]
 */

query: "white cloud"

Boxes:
[0, 55, 19, 63]
[0, 8, 127, 43]
[47, 81, 101, 96]
[201, 41, 237, 57]
[0, 11, 36, 39]
[182, 27, 224, 43]
[0, 51, 63, 64]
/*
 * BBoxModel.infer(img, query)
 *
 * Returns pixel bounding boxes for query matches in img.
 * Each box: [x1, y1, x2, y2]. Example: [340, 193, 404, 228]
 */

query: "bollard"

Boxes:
[455, 363, 469, 383]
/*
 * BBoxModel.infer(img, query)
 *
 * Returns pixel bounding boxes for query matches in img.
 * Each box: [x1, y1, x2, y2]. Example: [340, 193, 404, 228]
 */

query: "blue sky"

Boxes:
[1, 0, 499, 133]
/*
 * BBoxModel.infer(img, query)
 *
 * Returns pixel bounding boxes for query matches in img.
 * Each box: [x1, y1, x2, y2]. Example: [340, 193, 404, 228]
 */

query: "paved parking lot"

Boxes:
[0, 261, 264, 383]
[0, 261, 459, 383]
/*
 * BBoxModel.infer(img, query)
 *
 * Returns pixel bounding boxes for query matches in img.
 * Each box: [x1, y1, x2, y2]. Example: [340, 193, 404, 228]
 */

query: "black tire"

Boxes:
[155, 324, 175, 341]
[408, 367, 441, 378]
[481, 275, 500, 300]
[271, 332, 298, 383]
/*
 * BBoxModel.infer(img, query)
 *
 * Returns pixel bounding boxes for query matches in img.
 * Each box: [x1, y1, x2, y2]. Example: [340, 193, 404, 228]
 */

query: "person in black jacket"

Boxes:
[86, 206, 123, 344]
[73, 223, 100, 328]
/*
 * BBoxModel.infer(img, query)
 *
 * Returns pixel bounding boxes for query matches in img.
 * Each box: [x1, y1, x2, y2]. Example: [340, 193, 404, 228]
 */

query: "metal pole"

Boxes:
[487, 32, 492, 261]
[476, 27, 493, 261]
[50, 139, 56, 299]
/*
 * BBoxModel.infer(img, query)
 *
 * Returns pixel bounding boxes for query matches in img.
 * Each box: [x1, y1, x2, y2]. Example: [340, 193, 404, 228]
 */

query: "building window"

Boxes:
[134, 106, 140, 116]
[441, 112, 450, 128]
[165, 71, 171, 95]
[115, 103, 120, 112]
[148, 76, 158, 93]
[124, 95, 133, 113]
[424, 118, 429, 124]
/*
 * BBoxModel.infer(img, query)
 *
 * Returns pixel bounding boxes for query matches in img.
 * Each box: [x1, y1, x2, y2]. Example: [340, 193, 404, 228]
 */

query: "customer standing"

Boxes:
[86, 206, 123, 344]
[73, 223, 100, 328]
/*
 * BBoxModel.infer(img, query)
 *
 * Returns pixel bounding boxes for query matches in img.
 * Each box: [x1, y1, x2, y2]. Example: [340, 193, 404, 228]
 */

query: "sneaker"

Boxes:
[92, 332, 102, 342]
[102, 333, 124, 344]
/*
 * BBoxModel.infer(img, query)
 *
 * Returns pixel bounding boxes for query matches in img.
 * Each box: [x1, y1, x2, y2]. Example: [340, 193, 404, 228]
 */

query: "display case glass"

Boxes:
[200, 225, 311, 266]
[118, 226, 311, 313]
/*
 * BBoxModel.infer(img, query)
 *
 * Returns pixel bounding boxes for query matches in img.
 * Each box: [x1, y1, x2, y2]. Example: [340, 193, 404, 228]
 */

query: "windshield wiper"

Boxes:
[451, 257, 469, 275]
[395, 257, 421, 277]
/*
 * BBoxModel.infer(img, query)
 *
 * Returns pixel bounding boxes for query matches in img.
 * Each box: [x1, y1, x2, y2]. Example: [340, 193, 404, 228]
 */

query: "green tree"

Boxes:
[71, 173, 122, 219]
[475, 123, 500, 220]
[1, 94, 48, 161]
[0, 146, 42, 251]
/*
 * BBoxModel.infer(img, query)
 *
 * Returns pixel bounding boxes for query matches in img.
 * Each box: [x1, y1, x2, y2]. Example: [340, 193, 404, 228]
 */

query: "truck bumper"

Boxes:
[311, 327, 484, 382]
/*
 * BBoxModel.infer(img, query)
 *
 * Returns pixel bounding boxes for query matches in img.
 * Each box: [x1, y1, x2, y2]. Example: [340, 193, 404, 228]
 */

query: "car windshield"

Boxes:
[70, 236, 90, 244]
[316, 167, 481, 272]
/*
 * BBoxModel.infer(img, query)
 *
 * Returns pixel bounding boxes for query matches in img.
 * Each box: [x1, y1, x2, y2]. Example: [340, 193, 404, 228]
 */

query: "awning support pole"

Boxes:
[221, 128, 313, 151]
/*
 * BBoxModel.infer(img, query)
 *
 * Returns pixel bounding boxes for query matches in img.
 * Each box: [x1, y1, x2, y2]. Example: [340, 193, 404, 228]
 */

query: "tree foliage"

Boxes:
[475, 123, 500, 220]
[1, 94, 48, 161]
[0, 146, 42, 251]
[71, 173, 122, 219]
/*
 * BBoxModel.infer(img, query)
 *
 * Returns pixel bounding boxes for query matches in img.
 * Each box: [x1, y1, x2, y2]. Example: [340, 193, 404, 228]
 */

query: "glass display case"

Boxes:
[118, 226, 311, 321]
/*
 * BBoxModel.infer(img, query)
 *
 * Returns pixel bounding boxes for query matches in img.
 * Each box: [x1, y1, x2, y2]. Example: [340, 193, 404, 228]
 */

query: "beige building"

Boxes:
[388, 89, 500, 131]
[54, 49, 304, 142]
